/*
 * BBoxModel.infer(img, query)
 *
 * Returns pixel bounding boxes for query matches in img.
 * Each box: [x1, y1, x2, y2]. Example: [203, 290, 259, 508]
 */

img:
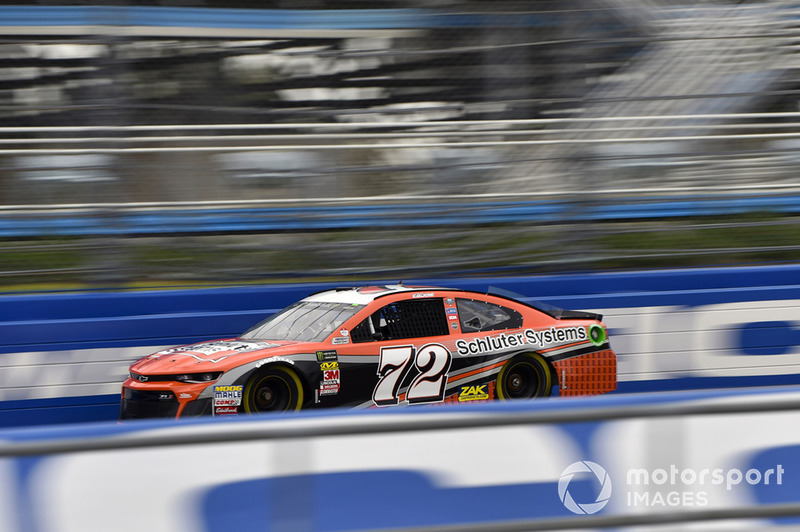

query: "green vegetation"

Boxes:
[1, 213, 798, 293]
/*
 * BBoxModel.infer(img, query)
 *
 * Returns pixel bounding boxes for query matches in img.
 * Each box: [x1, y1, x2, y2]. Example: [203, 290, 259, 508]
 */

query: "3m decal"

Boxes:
[320, 367, 341, 396]
[456, 326, 589, 356]
[373, 343, 452, 406]
[459, 384, 490, 402]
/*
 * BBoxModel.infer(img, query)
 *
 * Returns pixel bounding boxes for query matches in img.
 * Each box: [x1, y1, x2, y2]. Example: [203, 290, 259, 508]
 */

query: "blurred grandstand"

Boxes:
[0, 0, 799, 289]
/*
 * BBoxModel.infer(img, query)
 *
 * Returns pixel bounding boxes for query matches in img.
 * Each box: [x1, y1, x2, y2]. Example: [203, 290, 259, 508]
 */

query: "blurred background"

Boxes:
[1, 0, 800, 291]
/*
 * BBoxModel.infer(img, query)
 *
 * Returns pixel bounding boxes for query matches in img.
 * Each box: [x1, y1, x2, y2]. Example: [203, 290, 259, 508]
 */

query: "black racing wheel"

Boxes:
[496, 353, 552, 399]
[243, 366, 305, 413]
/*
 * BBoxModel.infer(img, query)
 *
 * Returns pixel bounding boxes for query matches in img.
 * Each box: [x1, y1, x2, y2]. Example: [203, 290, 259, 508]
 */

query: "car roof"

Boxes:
[303, 284, 443, 305]
[301, 284, 602, 321]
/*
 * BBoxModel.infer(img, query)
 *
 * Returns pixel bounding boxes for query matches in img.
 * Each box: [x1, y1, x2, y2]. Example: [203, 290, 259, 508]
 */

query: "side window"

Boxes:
[456, 298, 523, 333]
[350, 318, 374, 343]
[352, 298, 449, 342]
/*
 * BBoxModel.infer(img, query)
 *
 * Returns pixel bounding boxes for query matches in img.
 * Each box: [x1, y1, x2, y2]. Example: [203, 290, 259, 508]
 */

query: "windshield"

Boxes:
[240, 301, 364, 343]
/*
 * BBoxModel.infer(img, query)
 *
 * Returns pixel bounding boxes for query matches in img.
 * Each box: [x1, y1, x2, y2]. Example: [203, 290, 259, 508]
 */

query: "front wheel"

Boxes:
[243, 366, 305, 413]
[496, 353, 552, 400]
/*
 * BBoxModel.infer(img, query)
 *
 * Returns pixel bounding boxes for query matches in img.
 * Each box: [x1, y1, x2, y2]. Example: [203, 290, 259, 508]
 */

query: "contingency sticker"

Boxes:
[213, 384, 243, 416]
[319, 367, 340, 396]
[458, 384, 490, 402]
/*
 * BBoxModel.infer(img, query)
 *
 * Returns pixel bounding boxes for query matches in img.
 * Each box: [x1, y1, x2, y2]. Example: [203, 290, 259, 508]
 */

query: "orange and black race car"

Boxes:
[120, 285, 616, 419]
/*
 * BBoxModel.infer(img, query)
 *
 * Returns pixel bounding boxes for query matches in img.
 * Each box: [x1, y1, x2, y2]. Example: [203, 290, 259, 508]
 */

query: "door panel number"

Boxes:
[373, 343, 452, 406]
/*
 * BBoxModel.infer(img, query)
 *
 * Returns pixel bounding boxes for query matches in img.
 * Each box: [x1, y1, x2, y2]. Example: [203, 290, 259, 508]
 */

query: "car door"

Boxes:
[343, 296, 452, 407]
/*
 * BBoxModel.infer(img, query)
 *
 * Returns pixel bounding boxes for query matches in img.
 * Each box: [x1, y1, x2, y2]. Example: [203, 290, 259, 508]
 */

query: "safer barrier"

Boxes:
[1, 386, 800, 531]
[2, 263, 800, 428]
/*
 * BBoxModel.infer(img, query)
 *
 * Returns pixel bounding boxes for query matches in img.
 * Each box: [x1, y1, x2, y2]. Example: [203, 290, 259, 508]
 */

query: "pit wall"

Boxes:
[2, 263, 799, 427]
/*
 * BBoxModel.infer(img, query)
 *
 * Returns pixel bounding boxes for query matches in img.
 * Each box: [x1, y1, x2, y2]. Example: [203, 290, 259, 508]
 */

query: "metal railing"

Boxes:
[4, 389, 800, 530]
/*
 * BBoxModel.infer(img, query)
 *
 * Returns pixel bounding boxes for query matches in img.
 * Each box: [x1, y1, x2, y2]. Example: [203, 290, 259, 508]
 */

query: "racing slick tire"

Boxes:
[495, 353, 552, 400]
[243, 365, 305, 413]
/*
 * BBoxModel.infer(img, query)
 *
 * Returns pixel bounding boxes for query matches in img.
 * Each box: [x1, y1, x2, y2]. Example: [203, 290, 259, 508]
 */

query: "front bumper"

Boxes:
[120, 388, 180, 419]
[119, 378, 215, 419]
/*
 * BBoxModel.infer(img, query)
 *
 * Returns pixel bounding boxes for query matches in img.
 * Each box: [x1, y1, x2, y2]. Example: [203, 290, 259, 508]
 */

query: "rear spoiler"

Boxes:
[552, 308, 603, 321]
[487, 286, 603, 321]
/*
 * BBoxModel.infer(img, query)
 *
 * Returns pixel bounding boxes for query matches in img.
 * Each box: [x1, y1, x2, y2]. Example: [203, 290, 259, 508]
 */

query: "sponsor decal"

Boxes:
[451, 322, 459, 329]
[214, 406, 239, 416]
[456, 326, 588, 356]
[413, 292, 435, 298]
[448, 314, 459, 321]
[446, 308, 458, 314]
[332, 336, 350, 345]
[320, 361, 339, 371]
[155, 340, 278, 364]
[458, 384, 490, 402]
[316, 350, 338, 362]
[319, 383, 339, 396]
[179, 393, 193, 399]
[339, 328, 349, 337]
[255, 356, 295, 368]
[320, 367, 341, 396]
[445, 298, 454, 305]
[213, 385, 243, 408]
[158, 341, 274, 357]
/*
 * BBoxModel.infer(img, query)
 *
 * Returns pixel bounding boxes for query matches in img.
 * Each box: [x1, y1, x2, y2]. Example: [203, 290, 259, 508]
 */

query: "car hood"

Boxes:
[131, 339, 302, 374]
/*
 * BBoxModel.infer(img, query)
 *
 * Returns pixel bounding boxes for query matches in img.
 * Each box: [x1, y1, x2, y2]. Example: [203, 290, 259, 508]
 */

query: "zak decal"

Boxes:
[459, 384, 490, 402]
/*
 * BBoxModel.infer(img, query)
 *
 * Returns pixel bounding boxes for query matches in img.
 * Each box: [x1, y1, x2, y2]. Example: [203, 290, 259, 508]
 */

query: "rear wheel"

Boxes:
[496, 353, 552, 400]
[243, 366, 305, 413]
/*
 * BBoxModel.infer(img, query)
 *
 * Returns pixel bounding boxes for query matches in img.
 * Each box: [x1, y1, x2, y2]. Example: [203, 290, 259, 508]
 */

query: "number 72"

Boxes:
[372, 343, 452, 406]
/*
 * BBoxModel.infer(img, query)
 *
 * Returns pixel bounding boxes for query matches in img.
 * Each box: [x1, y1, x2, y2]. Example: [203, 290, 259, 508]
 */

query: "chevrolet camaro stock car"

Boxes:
[120, 284, 617, 419]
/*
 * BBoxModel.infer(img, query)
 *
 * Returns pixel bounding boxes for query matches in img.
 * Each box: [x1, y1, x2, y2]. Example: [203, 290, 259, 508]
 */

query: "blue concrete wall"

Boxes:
[2, 264, 800, 428]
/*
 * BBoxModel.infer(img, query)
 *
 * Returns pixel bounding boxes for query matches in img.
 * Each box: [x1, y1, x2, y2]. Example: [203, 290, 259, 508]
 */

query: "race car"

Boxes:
[120, 284, 616, 419]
